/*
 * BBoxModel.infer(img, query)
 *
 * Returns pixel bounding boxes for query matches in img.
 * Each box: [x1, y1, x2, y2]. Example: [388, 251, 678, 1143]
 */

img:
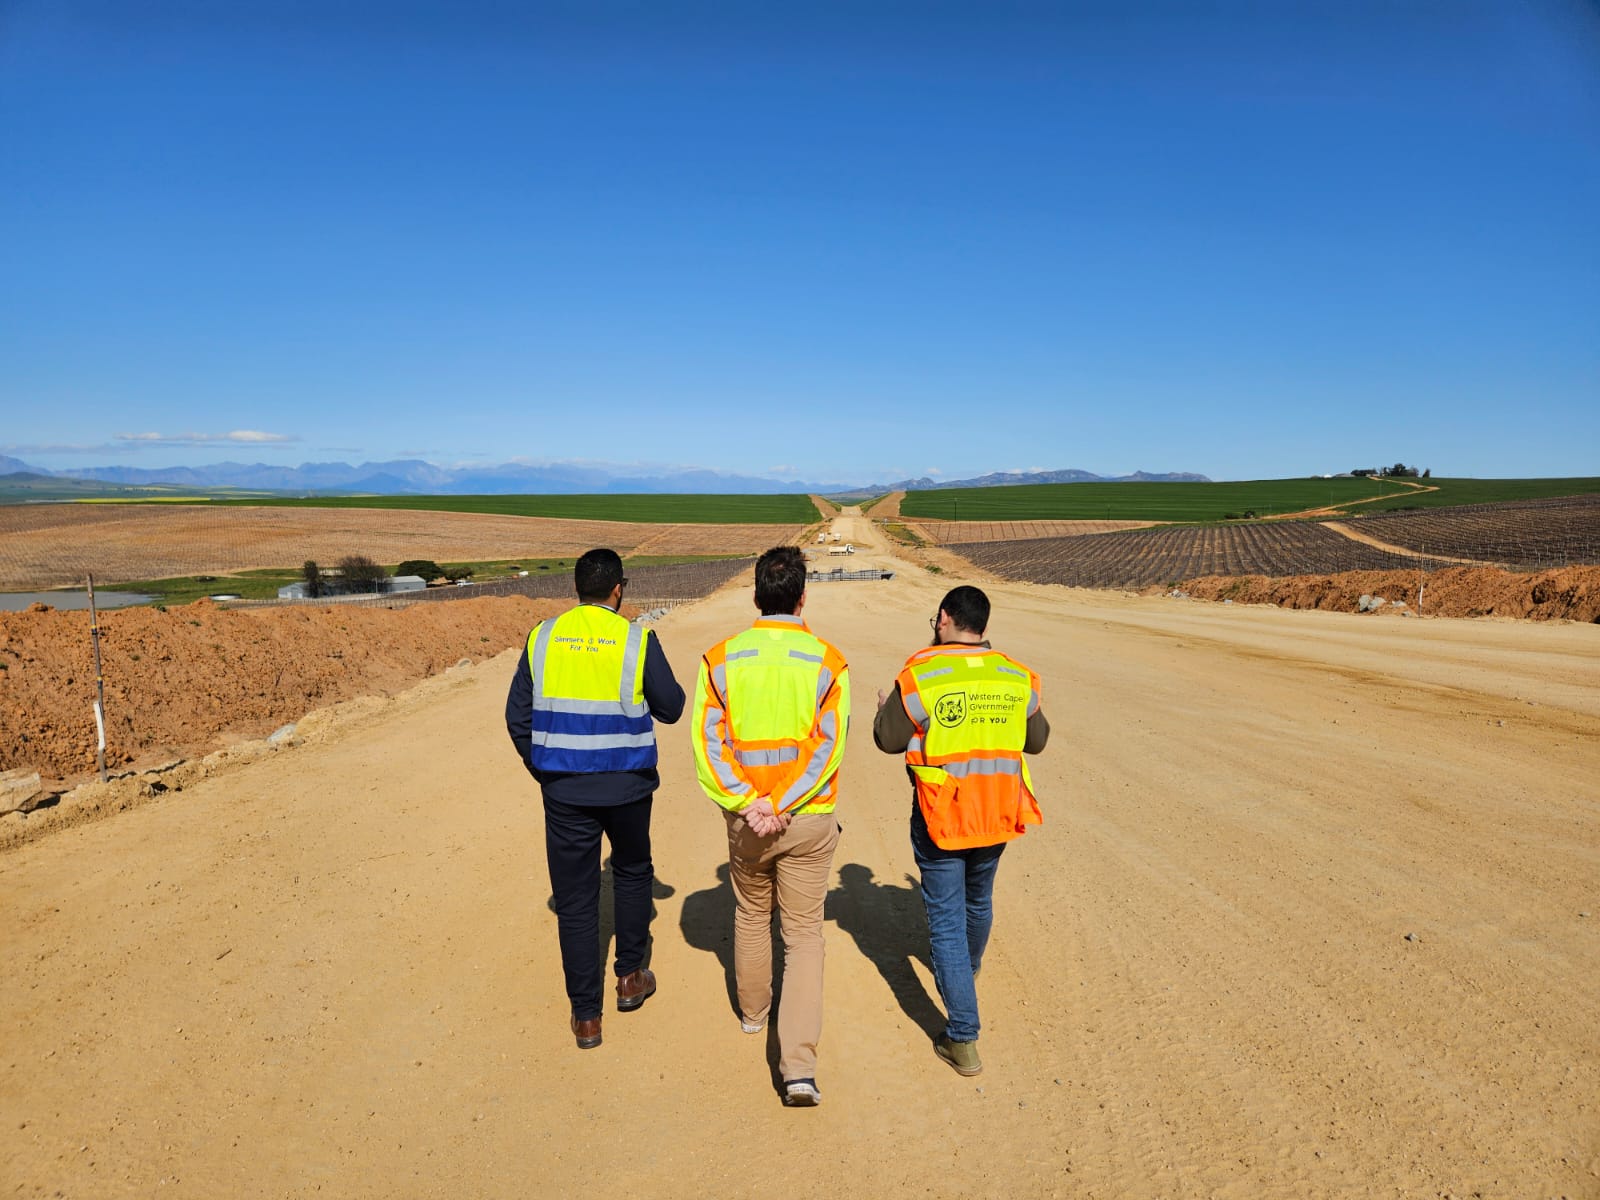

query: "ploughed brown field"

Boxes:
[907, 518, 1156, 544]
[933, 496, 1600, 593]
[0, 503, 811, 591]
[2, 509, 1597, 1198]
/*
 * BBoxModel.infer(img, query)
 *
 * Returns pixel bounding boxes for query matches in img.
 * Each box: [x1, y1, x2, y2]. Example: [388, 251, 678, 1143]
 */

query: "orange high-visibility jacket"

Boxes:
[896, 644, 1042, 849]
[693, 615, 850, 816]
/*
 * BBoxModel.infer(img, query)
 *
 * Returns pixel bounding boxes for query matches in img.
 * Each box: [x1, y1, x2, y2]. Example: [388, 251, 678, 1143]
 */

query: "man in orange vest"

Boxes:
[874, 585, 1049, 1077]
[506, 549, 685, 1050]
[693, 545, 850, 1107]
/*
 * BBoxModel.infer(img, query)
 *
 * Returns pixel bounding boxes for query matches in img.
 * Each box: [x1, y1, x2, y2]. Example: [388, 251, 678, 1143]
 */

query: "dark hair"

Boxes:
[754, 545, 807, 615]
[574, 548, 625, 602]
[940, 585, 989, 635]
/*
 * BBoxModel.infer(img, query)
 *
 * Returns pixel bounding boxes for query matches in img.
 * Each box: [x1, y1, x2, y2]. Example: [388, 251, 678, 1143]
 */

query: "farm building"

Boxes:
[276, 575, 427, 600]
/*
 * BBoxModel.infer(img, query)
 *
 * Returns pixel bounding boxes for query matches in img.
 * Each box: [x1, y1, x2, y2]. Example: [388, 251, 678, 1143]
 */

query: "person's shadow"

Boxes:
[547, 855, 676, 970]
[679, 863, 788, 1094]
[825, 862, 944, 1036]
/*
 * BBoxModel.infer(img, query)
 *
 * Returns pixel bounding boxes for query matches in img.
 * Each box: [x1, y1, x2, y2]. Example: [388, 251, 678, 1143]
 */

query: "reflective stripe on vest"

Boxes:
[527, 605, 655, 773]
[697, 622, 846, 815]
[898, 647, 1040, 850]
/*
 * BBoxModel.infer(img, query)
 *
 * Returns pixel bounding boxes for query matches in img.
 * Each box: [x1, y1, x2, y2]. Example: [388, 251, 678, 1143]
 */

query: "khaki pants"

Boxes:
[724, 809, 840, 1082]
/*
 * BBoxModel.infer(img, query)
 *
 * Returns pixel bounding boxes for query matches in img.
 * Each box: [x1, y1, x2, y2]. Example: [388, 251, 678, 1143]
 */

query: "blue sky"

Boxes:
[3, 1, 1597, 486]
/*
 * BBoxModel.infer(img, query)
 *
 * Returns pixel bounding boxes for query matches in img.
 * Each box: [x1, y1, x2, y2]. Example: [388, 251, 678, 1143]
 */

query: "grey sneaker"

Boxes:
[934, 1034, 982, 1076]
[783, 1078, 821, 1107]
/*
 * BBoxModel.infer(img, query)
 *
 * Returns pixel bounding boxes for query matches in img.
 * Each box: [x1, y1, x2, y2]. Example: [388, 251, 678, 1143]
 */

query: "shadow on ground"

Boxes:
[825, 861, 943, 1037]
[679, 856, 944, 1097]
[546, 856, 677, 972]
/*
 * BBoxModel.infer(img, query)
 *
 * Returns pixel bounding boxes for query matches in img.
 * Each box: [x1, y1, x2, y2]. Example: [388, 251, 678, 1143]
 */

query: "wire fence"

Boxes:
[218, 557, 757, 612]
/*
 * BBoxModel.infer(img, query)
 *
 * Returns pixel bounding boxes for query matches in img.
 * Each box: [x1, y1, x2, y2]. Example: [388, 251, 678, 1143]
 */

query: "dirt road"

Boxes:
[4, 521, 1598, 1198]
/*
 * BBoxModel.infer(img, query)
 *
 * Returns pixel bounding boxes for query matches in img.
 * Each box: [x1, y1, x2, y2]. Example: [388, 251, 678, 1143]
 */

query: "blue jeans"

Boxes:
[910, 803, 1005, 1043]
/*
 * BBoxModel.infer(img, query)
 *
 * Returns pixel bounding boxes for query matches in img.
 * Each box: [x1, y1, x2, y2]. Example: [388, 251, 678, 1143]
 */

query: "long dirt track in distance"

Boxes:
[2, 510, 1597, 1198]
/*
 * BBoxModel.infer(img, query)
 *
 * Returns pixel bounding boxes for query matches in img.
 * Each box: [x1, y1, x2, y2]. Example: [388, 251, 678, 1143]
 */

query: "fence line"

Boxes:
[217, 557, 757, 612]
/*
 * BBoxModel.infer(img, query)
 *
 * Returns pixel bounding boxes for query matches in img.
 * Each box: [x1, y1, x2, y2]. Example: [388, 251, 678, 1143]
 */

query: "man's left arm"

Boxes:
[1024, 709, 1050, 754]
[1023, 668, 1048, 753]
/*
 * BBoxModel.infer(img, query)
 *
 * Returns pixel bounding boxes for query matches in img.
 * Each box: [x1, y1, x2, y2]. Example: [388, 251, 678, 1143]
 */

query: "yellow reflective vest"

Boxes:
[525, 603, 655, 773]
[693, 616, 850, 816]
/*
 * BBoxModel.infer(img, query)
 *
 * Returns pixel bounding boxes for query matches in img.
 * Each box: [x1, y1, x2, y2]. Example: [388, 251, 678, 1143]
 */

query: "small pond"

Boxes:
[0, 591, 155, 612]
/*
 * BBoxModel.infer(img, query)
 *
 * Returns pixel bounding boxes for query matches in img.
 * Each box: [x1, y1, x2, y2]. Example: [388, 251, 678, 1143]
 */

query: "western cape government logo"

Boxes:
[934, 691, 966, 728]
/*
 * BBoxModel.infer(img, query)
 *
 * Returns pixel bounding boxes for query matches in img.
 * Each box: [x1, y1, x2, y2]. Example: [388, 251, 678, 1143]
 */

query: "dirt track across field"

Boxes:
[3, 509, 1598, 1198]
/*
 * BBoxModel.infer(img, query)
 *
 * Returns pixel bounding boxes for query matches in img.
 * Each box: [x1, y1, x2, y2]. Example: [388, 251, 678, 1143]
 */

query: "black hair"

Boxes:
[575, 548, 625, 602]
[754, 545, 807, 615]
[939, 585, 990, 635]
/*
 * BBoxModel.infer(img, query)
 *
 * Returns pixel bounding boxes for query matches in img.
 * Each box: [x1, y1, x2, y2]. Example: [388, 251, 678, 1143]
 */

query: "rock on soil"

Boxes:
[0, 595, 567, 781]
[1162, 566, 1600, 622]
[0, 767, 47, 814]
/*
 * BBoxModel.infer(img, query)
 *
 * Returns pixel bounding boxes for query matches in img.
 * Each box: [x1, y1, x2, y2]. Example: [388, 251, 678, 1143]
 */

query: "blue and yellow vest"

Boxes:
[526, 603, 655, 773]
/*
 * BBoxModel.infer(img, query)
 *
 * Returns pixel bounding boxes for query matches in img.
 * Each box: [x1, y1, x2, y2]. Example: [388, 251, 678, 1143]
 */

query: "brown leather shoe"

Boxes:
[570, 1014, 602, 1050]
[616, 967, 657, 1011]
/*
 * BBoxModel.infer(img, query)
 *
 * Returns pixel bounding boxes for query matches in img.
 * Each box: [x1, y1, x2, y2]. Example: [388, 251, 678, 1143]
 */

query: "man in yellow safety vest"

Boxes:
[874, 585, 1049, 1077]
[693, 545, 850, 1107]
[506, 548, 685, 1050]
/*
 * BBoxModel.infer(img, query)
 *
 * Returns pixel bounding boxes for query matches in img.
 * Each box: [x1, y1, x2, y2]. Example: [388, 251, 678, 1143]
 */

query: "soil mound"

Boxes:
[0, 596, 566, 782]
[1167, 565, 1600, 621]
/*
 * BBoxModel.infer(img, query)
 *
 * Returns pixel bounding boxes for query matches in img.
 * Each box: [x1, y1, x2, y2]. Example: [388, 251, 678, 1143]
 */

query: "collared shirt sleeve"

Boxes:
[1024, 708, 1050, 754]
[641, 631, 686, 724]
[505, 640, 538, 777]
[873, 680, 917, 753]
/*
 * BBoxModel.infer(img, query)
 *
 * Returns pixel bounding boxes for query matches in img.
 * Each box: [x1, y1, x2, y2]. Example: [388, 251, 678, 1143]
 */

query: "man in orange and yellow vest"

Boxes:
[693, 545, 849, 1107]
[874, 585, 1049, 1077]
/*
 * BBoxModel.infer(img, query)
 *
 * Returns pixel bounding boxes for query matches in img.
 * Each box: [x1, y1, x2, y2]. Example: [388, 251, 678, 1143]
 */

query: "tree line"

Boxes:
[298, 556, 472, 597]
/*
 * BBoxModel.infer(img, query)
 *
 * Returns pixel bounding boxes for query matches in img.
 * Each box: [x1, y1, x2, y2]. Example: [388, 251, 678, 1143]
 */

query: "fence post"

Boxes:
[86, 573, 107, 782]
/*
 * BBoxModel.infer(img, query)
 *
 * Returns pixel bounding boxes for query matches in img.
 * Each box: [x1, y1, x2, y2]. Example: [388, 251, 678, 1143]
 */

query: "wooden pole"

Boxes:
[87, 573, 107, 782]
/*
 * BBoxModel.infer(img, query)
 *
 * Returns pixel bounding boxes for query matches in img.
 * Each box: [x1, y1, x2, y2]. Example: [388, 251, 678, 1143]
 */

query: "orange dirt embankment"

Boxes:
[0, 595, 566, 783]
[1166, 565, 1600, 622]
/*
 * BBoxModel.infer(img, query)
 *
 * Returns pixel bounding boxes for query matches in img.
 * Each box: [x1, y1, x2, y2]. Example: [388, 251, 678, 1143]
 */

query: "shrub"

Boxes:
[396, 559, 445, 581]
[338, 554, 387, 593]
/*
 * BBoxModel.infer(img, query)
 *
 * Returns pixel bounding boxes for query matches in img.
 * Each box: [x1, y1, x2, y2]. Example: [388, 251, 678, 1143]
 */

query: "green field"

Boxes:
[201, 493, 819, 524]
[898, 477, 1600, 523]
[1350, 477, 1600, 512]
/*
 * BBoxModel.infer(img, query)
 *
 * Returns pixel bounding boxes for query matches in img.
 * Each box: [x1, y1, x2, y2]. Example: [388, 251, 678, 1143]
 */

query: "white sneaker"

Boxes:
[783, 1079, 820, 1107]
[741, 1016, 765, 1034]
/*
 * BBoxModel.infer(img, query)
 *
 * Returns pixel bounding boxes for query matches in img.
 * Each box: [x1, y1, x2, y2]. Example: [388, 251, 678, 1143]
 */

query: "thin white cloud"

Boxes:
[115, 430, 300, 446]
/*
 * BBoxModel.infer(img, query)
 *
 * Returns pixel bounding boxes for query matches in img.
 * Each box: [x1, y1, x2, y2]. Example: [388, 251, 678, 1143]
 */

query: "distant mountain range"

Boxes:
[878, 468, 1210, 492]
[0, 454, 1209, 496]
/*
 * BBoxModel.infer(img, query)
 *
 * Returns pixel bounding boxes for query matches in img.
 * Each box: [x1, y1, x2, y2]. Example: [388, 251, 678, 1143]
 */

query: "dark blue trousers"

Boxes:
[543, 795, 654, 1020]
